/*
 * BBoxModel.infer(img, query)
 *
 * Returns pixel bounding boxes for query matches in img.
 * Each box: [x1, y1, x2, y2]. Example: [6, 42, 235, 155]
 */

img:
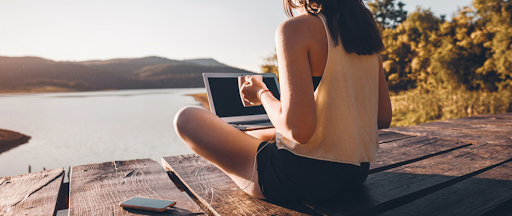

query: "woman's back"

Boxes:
[276, 13, 381, 165]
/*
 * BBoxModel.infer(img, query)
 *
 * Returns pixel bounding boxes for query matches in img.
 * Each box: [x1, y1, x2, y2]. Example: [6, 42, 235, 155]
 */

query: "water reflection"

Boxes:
[0, 88, 205, 179]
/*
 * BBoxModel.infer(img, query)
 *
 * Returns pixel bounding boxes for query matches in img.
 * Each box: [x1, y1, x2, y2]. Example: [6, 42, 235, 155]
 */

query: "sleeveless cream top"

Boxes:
[275, 14, 380, 166]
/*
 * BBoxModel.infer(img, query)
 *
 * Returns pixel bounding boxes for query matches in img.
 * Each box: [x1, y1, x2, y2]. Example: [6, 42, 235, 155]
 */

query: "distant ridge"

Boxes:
[0, 56, 255, 93]
[81, 56, 174, 65]
[182, 58, 227, 67]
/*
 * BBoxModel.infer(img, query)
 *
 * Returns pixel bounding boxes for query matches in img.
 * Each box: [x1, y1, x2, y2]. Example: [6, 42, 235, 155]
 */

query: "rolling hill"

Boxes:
[0, 56, 254, 93]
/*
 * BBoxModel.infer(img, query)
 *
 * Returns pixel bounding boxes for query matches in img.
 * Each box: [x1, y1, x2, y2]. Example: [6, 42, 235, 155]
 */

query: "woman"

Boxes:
[174, 0, 392, 204]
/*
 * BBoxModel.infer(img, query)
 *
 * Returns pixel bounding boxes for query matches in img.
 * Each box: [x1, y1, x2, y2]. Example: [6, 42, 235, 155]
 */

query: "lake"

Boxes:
[0, 88, 206, 180]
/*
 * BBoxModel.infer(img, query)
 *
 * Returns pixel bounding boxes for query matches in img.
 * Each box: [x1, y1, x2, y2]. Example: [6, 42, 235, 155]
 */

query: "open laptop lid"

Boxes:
[203, 72, 280, 123]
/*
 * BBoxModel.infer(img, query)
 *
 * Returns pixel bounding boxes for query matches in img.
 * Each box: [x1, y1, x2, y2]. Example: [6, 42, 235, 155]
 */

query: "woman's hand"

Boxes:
[239, 75, 269, 105]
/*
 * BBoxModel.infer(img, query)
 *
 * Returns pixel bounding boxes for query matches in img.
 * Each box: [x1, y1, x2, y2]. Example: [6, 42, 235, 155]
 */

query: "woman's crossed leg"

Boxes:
[173, 107, 265, 199]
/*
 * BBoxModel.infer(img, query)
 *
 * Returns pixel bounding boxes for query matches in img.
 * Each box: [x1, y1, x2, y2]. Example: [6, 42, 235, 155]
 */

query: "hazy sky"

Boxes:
[0, 0, 473, 72]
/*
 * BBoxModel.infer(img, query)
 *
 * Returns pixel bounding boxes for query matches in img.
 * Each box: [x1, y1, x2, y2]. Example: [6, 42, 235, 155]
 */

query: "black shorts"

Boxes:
[256, 142, 369, 204]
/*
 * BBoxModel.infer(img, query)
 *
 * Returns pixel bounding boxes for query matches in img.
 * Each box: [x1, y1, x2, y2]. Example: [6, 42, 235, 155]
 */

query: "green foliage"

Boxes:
[381, 0, 512, 92]
[379, 0, 512, 125]
[472, 0, 512, 92]
[261, 52, 279, 79]
[391, 88, 512, 127]
[367, 0, 408, 29]
[381, 8, 443, 91]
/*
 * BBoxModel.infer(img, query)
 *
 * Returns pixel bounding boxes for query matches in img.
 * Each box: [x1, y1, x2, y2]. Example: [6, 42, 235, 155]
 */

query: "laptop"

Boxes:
[203, 72, 281, 131]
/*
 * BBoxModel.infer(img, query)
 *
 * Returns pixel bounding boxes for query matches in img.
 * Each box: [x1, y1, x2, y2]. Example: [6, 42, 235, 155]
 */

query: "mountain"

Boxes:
[0, 56, 132, 92]
[133, 62, 253, 88]
[0, 56, 254, 93]
[136, 63, 250, 78]
[181, 58, 227, 67]
[79, 56, 180, 77]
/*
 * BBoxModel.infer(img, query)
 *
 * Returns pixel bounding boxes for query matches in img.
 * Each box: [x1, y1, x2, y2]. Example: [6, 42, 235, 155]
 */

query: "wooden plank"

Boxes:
[417, 121, 512, 134]
[446, 113, 512, 126]
[380, 160, 512, 216]
[161, 137, 471, 216]
[468, 113, 512, 118]
[378, 131, 415, 144]
[482, 198, 512, 216]
[372, 136, 471, 173]
[0, 168, 64, 216]
[384, 113, 512, 143]
[162, 155, 316, 216]
[308, 143, 512, 215]
[69, 158, 204, 216]
[383, 125, 511, 143]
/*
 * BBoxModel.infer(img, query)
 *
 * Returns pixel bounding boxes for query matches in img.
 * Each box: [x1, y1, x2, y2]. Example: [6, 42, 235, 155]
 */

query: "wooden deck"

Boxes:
[162, 113, 512, 216]
[1, 113, 511, 215]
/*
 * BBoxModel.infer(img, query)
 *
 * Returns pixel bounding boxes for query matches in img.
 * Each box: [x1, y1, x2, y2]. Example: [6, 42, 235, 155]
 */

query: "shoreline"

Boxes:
[187, 93, 210, 111]
[0, 129, 31, 154]
[0, 86, 205, 95]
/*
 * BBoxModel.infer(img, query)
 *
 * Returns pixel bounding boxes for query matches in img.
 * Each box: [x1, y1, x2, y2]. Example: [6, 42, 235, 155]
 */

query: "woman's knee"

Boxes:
[174, 107, 204, 136]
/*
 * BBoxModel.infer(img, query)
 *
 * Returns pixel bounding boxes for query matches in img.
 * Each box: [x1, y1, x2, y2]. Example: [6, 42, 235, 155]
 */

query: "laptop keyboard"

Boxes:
[229, 119, 271, 126]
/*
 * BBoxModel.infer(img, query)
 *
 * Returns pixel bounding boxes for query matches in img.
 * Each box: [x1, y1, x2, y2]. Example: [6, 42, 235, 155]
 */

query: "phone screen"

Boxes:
[120, 197, 176, 212]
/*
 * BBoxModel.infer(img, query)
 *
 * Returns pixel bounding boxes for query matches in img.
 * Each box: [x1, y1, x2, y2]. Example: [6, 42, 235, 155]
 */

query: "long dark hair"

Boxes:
[283, 0, 384, 55]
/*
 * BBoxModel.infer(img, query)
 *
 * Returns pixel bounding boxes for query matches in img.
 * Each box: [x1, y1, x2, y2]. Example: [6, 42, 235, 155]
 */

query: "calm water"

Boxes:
[0, 88, 206, 179]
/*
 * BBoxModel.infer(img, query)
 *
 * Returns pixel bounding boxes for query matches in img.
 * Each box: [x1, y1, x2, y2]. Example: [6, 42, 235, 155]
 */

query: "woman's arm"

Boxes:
[241, 16, 318, 144]
[377, 55, 392, 129]
[261, 17, 317, 144]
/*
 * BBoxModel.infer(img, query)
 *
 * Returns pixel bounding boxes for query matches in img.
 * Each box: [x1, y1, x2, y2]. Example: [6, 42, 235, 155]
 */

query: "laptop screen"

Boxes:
[208, 77, 280, 118]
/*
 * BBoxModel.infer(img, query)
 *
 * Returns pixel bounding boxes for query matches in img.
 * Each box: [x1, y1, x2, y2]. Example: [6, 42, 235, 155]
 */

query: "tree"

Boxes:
[380, 8, 443, 91]
[428, 7, 491, 91]
[261, 52, 279, 79]
[473, 0, 512, 91]
[368, 0, 408, 29]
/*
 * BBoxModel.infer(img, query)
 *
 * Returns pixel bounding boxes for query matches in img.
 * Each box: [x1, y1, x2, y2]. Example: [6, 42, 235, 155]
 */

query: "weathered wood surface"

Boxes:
[417, 121, 512, 134]
[163, 113, 512, 215]
[0, 168, 64, 216]
[69, 158, 204, 216]
[310, 143, 512, 215]
[377, 131, 415, 143]
[446, 113, 512, 126]
[371, 136, 470, 173]
[161, 138, 480, 216]
[384, 124, 511, 143]
[162, 155, 315, 216]
[384, 113, 512, 143]
[381, 159, 512, 216]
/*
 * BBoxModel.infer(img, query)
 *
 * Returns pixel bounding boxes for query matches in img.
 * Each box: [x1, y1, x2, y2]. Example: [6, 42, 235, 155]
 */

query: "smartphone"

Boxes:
[119, 197, 176, 212]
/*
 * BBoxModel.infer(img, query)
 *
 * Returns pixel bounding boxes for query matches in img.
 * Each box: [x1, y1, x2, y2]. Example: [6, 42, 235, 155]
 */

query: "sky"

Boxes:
[0, 0, 473, 72]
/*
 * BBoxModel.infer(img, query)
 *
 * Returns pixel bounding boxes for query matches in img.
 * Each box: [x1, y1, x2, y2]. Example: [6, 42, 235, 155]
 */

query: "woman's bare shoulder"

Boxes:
[276, 14, 324, 38]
